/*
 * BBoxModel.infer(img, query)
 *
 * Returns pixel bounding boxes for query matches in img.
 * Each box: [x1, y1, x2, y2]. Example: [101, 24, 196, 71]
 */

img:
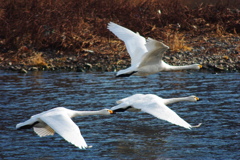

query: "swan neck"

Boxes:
[72, 110, 104, 117]
[166, 64, 196, 71]
[163, 97, 190, 105]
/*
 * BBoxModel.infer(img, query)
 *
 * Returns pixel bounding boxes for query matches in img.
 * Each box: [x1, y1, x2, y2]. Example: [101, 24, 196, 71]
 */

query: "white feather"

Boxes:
[111, 94, 201, 129]
[16, 107, 113, 149]
[107, 22, 202, 77]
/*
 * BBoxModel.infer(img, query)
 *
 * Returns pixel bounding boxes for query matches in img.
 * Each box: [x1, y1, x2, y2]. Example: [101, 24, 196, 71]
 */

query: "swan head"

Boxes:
[99, 109, 114, 115]
[193, 64, 202, 69]
[189, 96, 201, 102]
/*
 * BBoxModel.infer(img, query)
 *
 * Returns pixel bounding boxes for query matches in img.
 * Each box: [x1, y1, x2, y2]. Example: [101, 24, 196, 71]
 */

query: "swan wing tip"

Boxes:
[78, 145, 92, 150]
[107, 22, 117, 29]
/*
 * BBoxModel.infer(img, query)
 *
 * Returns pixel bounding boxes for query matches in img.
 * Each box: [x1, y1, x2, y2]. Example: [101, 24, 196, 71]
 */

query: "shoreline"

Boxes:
[1, 0, 239, 74]
[1, 34, 239, 74]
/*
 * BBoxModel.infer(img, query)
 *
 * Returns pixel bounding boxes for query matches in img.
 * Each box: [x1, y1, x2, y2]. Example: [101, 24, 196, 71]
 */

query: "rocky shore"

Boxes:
[1, 0, 240, 74]
[164, 35, 240, 73]
[0, 34, 239, 74]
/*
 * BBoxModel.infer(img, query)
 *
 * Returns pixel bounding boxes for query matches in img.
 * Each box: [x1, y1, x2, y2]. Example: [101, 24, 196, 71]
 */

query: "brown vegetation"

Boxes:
[0, 0, 239, 71]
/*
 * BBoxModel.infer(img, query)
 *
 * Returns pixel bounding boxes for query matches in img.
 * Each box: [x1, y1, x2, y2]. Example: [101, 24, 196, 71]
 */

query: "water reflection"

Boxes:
[0, 70, 239, 159]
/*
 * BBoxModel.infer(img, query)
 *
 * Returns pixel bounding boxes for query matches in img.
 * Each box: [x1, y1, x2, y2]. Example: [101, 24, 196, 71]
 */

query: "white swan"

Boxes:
[16, 107, 114, 149]
[107, 22, 202, 77]
[111, 94, 201, 129]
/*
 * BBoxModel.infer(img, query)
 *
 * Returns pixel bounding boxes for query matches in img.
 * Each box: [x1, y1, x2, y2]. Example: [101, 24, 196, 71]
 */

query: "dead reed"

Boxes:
[0, 0, 239, 65]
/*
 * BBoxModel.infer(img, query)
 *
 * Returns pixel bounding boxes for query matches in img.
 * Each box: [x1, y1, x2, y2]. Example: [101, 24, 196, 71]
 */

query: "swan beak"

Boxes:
[198, 64, 202, 68]
[195, 97, 201, 101]
[108, 110, 114, 114]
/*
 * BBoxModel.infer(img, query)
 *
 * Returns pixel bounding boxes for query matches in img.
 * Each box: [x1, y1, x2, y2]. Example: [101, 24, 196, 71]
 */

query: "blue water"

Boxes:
[0, 70, 239, 160]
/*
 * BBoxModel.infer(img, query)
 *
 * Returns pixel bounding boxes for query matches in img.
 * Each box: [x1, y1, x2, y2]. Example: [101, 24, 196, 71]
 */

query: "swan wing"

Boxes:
[16, 116, 39, 129]
[108, 22, 147, 66]
[112, 94, 145, 112]
[139, 38, 169, 68]
[16, 116, 55, 137]
[133, 100, 192, 129]
[40, 113, 88, 149]
[116, 94, 142, 104]
[33, 125, 55, 137]
[111, 100, 130, 110]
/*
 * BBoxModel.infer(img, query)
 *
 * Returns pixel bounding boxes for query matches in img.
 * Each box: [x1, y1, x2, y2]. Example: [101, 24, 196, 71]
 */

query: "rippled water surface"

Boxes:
[0, 70, 239, 160]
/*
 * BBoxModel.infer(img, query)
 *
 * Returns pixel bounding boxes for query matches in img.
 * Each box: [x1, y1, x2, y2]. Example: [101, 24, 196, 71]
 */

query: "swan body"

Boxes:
[16, 107, 114, 149]
[107, 22, 202, 77]
[111, 94, 201, 129]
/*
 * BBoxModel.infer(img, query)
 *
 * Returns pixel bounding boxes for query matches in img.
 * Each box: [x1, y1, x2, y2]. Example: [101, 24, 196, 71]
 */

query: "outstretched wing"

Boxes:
[134, 100, 192, 129]
[112, 94, 192, 129]
[40, 114, 88, 149]
[139, 38, 169, 68]
[107, 22, 147, 66]
[115, 94, 144, 104]
[112, 94, 145, 112]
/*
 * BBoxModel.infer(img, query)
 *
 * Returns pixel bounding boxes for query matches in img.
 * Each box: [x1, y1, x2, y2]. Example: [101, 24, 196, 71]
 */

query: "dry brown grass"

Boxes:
[216, 24, 227, 37]
[0, 0, 239, 62]
[26, 52, 48, 66]
[165, 32, 193, 52]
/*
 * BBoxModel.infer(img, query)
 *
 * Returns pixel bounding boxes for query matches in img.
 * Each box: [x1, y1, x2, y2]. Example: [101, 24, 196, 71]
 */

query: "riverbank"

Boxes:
[0, 0, 239, 73]
[0, 33, 239, 73]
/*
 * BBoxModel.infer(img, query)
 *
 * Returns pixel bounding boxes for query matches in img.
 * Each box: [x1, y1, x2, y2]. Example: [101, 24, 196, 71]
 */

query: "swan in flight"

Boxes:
[16, 107, 114, 149]
[107, 22, 202, 77]
[111, 94, 202, 129]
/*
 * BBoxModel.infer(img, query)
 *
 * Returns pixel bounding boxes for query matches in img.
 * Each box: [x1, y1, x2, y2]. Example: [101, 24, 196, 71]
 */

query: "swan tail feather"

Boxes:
[191, 123, 202, 128]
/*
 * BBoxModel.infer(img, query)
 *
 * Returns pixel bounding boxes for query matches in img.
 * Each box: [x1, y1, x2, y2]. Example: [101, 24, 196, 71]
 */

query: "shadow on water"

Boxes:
[0, 70, 239, 159]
